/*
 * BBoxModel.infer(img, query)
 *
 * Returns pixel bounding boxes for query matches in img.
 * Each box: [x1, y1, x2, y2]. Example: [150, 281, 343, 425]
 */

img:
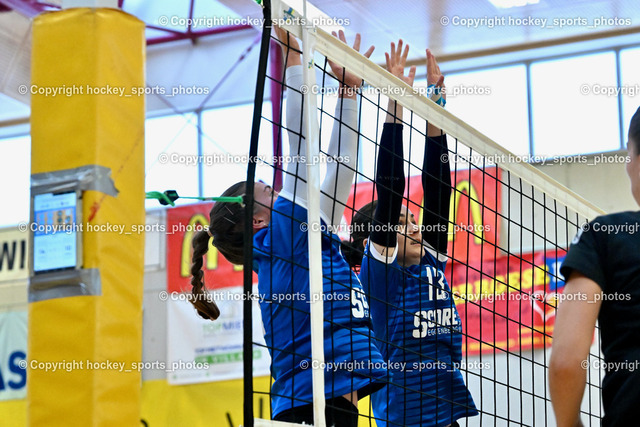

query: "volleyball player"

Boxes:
[549, 107, 640, 426]
[188, 27, 386, 426]
[344, 42, 478, 426]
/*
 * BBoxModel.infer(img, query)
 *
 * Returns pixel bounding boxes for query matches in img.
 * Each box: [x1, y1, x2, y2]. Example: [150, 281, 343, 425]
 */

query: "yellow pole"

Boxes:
[29, 8, 145, 426]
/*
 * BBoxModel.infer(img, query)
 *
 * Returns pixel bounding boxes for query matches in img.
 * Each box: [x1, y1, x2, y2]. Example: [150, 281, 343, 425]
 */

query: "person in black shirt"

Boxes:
[549, 106, 640, 427]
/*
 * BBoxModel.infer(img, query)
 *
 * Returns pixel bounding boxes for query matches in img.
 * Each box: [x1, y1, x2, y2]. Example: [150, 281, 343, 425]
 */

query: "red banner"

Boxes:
[447, 250, 566, 356]
[166, 203, 255, 294]
[345, 167, 501, 265]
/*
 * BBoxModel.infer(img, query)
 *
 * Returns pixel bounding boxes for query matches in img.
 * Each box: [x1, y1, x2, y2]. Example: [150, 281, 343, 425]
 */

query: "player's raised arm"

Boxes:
[426, 48, 446, 136]
[421, 49, 451, 256]
[369, 40, 415, 259]
[320, 31, 374, 227]
[383, 39, 415, 124]
[273, 26, 310, 204]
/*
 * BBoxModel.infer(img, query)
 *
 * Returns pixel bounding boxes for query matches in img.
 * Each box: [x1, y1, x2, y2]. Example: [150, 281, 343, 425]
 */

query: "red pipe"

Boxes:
[187, 0, 195, 36]
[0, 1, 255, 47]
[147, 24, 254, 46]
[0, 0, 56, 17]
[146, 24, 185, 36]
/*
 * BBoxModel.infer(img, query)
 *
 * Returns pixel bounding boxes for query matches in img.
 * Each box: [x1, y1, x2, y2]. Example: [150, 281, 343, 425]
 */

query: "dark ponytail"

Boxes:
[189, 181, 247, 320]
[190, 230, 220, 320]
[343, 201, 377, 268]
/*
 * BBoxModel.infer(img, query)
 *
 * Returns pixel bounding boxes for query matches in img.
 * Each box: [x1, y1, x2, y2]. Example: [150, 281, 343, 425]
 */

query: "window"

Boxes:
[145, 113, 199, 209]
[530, 52, 620, 156]
[201, 103, 273, 198]
[444, 65, 530, 156]
[0, 136, 30, 227]
[620, 47, 640, 145]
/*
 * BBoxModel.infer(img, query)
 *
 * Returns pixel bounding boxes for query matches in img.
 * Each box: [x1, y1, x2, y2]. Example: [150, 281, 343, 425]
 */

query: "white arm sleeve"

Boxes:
[280, 65, 358, 228]
[281, 65, 308, 204]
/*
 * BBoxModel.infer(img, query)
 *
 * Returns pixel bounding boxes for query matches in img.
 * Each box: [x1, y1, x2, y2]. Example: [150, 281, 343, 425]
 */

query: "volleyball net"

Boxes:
[243, 1, 606, 426]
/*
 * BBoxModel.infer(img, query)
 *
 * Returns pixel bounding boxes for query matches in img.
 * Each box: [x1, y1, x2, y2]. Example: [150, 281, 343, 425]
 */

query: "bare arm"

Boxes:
[549, 271, 602, 427]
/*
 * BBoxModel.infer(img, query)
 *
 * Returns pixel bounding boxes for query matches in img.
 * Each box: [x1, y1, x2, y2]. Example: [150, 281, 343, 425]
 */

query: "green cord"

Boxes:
[145, 191, 175, 206]
[145, 191, 244, 207]
[180, 196, 245, 203]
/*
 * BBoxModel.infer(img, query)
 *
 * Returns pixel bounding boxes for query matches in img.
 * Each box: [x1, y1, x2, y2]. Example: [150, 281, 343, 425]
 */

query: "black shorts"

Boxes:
[273, 396, 359, 427]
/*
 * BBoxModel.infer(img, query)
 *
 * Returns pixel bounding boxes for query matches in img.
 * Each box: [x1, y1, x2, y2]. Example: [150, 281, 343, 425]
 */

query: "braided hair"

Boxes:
[189, 181, 247, 320]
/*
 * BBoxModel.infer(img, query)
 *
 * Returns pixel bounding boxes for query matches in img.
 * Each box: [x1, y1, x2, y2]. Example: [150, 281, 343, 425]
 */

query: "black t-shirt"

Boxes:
[560, 211, 640, 426]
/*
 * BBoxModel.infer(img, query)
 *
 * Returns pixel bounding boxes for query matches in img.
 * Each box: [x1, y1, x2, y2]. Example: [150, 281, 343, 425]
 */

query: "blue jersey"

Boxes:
[359, 243, 478, 427]
[253, 196, 386, 417]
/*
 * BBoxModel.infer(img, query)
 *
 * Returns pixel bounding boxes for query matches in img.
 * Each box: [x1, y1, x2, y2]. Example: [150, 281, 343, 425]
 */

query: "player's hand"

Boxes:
[329, 30, 374, 89]
[273, 25, 301, 67]
[385, 39, 417, 87]
[426, 48, 445, 100]
[273, 25, 301, 53]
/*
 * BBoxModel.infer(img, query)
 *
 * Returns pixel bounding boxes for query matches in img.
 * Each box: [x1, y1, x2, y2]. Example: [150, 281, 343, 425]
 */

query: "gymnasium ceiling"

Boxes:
[224, 0, 640, 60]
[1, 0, 639, 124]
